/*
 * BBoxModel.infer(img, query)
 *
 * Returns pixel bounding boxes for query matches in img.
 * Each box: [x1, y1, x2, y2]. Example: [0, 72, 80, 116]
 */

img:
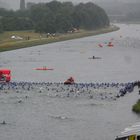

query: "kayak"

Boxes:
[35, 68, 54, 70]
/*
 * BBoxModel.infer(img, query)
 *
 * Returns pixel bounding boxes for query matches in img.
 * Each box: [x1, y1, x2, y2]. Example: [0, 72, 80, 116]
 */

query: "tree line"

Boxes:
[0, 1, 110, 33]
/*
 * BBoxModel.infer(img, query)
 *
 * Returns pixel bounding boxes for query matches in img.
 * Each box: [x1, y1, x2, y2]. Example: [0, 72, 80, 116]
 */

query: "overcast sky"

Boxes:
[0, 0, 139, 9]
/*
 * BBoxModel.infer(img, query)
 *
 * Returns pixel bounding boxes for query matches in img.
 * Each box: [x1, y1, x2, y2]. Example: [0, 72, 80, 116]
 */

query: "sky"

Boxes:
[0, 0, 140, 10]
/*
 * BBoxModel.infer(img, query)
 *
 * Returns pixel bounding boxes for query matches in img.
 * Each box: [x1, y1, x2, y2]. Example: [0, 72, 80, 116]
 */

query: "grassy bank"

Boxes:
[0, 25, 119, 52]
[132, 99, 140, 113]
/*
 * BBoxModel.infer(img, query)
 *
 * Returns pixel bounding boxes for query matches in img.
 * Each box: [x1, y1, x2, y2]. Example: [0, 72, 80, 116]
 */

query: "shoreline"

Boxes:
[0, 25, 119, 52]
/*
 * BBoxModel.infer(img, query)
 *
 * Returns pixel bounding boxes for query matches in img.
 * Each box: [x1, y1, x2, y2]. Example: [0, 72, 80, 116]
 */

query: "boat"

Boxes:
[64, 77, 75, 84]
[0, 69, 11, 82]
[115, 122, 140, 140]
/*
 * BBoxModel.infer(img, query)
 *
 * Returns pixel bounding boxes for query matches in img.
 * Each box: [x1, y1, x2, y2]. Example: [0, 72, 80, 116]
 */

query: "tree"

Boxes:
[72, 2, 109, 30]
[29, 3, 49, 22]
[0, 1, 110, 33]
[0, 20, 3, 33]
[55, 13, 73, 33]
[0, 8, 15, 17]
[35, 13, 56, 33]
[1, 16, 33, 31]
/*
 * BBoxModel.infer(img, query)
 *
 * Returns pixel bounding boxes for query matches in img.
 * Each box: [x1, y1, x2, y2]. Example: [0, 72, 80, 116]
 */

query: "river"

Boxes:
[0, 24, 140, 140]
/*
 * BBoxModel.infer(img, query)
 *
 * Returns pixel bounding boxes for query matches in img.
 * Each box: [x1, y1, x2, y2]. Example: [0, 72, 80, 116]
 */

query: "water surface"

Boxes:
[0, 24, 140, 140]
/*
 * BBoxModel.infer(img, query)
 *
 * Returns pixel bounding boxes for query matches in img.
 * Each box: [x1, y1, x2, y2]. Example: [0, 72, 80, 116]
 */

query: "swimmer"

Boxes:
[88, 56, 101, 59]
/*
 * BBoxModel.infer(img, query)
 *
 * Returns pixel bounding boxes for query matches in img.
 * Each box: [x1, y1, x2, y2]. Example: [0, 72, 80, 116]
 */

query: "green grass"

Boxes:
[132, 99, 140, 113]
[0, 25, 119, 52]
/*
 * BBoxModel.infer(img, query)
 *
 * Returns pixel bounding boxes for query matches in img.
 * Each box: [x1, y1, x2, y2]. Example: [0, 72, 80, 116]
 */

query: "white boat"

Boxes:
[115, 123, 140, 140]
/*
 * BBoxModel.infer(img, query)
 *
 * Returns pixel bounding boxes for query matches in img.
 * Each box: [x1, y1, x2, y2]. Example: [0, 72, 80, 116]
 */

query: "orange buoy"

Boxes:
[98, 44, 103, 47]
[108, 42, 114, 47]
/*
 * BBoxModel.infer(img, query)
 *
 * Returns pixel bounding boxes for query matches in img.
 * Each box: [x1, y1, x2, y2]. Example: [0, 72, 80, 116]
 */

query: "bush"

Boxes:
[132, 99, 140, 113]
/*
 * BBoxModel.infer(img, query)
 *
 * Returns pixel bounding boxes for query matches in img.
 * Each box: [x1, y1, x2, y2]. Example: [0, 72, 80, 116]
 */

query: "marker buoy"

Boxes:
[108, 42, 114, 47]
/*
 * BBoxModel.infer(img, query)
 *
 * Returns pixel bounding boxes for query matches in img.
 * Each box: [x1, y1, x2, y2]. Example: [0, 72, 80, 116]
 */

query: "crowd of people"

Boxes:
[0, 81, 138, 101]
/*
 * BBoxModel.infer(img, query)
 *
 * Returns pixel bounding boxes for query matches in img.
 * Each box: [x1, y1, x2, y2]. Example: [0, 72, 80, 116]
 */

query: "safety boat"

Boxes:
[115, 122, 140, 140]
[0, 69, 11, 82]
[64, 77, 75, 84]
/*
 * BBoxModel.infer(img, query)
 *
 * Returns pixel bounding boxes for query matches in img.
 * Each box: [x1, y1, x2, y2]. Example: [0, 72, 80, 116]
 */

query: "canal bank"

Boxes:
[0, 25, 119, 52]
